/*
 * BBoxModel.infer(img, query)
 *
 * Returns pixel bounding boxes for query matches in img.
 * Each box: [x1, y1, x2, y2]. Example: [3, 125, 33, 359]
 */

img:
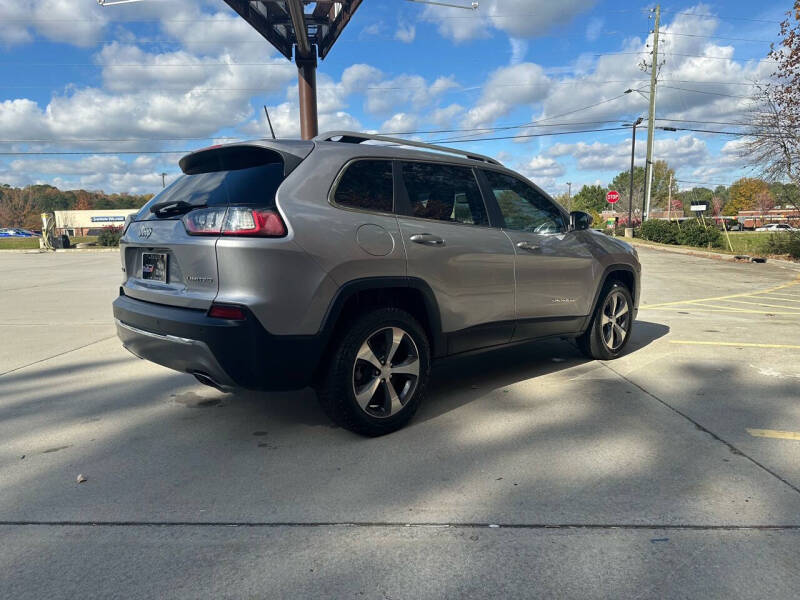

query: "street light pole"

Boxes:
[567, 182, 572, 212]
[627, 117, 643, 236]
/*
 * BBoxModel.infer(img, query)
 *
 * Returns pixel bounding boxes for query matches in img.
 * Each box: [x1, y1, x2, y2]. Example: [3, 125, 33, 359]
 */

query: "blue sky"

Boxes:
[0, 0, 792, 195]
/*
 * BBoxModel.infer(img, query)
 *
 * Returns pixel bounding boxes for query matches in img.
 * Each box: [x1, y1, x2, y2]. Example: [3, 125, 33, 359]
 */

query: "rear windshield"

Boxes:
[136, 161, 284, 221]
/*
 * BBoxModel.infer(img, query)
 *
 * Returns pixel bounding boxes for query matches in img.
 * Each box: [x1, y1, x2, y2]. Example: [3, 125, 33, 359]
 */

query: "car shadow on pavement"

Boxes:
[219, 319, 671, 430]
[417, 319, 670, 424]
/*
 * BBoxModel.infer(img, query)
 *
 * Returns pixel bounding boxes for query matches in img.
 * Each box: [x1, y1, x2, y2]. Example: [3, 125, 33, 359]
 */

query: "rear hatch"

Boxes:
[120, 142, 311, 310]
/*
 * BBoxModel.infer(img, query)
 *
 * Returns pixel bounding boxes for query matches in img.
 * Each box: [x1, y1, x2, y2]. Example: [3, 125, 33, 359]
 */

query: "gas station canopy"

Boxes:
[222, 1, 363, 60]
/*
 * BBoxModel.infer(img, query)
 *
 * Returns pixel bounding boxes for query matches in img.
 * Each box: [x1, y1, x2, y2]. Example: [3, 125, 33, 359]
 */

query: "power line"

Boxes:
[431, 126, 627, 144]
[596, 51, 777, 63]
[659, 9, 782, 25]
[657, 31, 773, 44]
[659, 85, 754, 99]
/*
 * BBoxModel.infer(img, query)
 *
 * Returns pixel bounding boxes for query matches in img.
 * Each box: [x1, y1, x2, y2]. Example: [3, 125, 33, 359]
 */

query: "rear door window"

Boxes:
[400, 161, 488, 226]
[333, 159, 394, 213]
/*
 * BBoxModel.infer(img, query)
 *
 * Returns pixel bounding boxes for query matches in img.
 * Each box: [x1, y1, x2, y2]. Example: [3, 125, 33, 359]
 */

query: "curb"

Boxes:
[626, 238, 800, 271]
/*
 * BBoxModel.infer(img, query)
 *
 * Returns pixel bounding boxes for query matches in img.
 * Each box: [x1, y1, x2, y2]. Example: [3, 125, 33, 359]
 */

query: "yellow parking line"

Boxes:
[642, 277, 800, 310]
[756, 295, 800, 303]
[669, 340, 800, 349]
[747, 428, 800, 441]
[689, 302, 799, 314]
[715, 298, 800, 311]
[647, 306, 800, 315]
[756, 292, 800, 301]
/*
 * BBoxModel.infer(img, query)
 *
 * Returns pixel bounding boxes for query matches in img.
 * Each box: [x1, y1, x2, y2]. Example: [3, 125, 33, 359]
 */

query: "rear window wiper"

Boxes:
[149, 200, 203, 217]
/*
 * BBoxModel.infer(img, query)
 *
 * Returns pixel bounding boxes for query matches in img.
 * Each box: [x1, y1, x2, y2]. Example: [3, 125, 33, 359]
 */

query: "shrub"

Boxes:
[640, 219, 680, 244]
[98, 226, 123, 247]
[764, 233, 800, 259]
[676, 219, 723, 248]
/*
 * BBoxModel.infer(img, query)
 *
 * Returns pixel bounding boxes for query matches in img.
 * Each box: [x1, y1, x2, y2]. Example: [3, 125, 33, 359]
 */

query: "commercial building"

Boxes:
[54, 209, 137, 237]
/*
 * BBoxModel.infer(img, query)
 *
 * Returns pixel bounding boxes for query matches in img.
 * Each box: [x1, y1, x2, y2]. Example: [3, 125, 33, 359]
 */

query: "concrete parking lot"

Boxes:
[1, 247, 799, 599]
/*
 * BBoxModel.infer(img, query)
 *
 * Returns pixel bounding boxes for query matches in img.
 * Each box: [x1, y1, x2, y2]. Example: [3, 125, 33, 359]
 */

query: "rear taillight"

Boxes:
[208, 304, 246, 320]
[182, 207, 286, 237]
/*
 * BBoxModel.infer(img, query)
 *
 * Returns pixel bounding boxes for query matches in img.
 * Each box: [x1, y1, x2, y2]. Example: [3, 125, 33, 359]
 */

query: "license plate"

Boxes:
[142, 252, 168, 282]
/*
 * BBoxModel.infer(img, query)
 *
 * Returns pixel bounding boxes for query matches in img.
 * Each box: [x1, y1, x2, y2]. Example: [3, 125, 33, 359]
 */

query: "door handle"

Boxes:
[410, 233, 446, 246]
[516, 241, 540, 252]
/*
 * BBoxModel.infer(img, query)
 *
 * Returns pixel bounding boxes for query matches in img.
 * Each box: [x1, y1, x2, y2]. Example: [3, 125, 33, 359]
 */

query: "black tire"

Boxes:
[577, 280, 634, 360]
[317, 307, 431, 437]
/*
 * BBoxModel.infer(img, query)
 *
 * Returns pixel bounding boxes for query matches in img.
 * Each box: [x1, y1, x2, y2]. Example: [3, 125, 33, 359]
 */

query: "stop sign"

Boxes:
[607, 190, 620, 204]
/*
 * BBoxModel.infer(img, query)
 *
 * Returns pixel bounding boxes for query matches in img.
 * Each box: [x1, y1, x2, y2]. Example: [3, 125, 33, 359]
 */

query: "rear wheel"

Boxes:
[577, 281, 634, 360]
[317, 308, 430, 436]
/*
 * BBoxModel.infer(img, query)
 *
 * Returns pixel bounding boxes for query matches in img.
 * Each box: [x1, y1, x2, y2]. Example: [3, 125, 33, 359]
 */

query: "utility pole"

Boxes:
[643, 4, 660, 222]
[566, 182, 572, 211]
[627, 117, 643, 236]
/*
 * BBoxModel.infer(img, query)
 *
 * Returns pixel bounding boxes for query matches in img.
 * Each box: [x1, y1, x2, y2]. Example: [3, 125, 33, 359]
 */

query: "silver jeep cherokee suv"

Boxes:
[113, 131, 640, 436]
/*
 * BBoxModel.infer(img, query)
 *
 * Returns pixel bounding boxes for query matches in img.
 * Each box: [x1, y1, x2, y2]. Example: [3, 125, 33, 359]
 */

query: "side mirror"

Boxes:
[570, 211, 593, 231]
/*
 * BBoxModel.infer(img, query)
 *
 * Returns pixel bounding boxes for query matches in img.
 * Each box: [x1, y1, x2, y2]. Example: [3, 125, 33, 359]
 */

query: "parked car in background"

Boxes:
[0, 228, 37, 238]
[755, 223, 798, 232]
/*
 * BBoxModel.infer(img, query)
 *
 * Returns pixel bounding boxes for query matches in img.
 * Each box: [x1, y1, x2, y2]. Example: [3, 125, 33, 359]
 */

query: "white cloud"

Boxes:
[380, 113, 419, 134]
[585, 18, 604, 42]
[365, 74, 459, 115]
[522, 156, 566, 178]
[0, 0, 109, 47]
[509, 39, 527, 64]
[462, 63, 550, 127]
[430, 104, 465, 127]
[548, 134, 708, 171]
[395, 22, 416, 43]
[421, 0, 596, 42]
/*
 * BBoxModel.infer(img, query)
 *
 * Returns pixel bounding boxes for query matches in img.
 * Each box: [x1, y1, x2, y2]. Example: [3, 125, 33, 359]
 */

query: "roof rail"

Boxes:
[314, 131, 502, 166]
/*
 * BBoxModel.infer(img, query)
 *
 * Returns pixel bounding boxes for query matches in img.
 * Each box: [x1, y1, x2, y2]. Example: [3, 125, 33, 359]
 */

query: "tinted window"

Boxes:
[137, 162, 284, 221]
[334, 160, 394, 213]
[401, 162, 487, 226]
[484, 170, 565, 234]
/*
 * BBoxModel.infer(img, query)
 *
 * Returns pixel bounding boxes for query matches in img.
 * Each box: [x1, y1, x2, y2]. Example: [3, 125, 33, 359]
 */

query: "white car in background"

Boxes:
[755, 223, 798, 232]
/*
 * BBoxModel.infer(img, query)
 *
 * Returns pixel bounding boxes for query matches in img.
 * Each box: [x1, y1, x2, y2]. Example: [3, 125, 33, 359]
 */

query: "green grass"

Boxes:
[0, 237, 39, 250]
[628, 231, 798, 260]
[722, 232, 774, 255]
[0, 235, 99, 250]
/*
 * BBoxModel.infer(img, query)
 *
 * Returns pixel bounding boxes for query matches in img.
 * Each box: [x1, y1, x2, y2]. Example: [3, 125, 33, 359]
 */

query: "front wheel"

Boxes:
[317, 308, 431, 436]
[577, 281, 634, 360]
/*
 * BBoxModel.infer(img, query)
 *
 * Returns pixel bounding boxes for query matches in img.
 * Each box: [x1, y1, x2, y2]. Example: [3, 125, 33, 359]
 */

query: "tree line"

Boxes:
[554, 164, 799, 226]
[0, 184, 152, 229]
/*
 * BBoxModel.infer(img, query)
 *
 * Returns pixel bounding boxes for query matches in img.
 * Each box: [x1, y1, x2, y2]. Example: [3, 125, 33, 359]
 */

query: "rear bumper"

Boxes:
[112, 294, 323, 391]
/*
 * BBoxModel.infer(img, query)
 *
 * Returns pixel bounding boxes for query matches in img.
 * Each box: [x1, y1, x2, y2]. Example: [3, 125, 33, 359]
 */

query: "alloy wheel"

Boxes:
[352, 326, 420, 418]
[600, 290, 630, 351]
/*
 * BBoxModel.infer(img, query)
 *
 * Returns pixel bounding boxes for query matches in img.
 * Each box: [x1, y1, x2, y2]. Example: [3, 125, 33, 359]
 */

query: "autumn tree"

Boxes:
[74, 190, 92, 211]
[711, 196, 725, 217]
[724, 178, 770, 216]
[0, 187, 39, 229]
[743, 4, 800, 232]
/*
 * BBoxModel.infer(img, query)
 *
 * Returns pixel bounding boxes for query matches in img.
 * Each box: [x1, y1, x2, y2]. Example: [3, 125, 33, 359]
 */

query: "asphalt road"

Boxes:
[1, 248, 799, 599]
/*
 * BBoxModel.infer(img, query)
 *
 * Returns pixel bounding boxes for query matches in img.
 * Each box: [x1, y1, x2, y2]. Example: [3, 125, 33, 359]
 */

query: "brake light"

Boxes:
[208, 304, 246, 320]
[182, 207, 286, 237]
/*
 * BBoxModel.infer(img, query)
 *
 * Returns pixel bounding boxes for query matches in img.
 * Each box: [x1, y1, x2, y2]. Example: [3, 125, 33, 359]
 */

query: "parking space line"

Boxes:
[756, 295, 800, 303]
[669, 340, 800, 349]
[716, 298, 800, 311]
[747, 429, 800, 441]
[641, 277, 800, 310]
[643, 305, 800, 315]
